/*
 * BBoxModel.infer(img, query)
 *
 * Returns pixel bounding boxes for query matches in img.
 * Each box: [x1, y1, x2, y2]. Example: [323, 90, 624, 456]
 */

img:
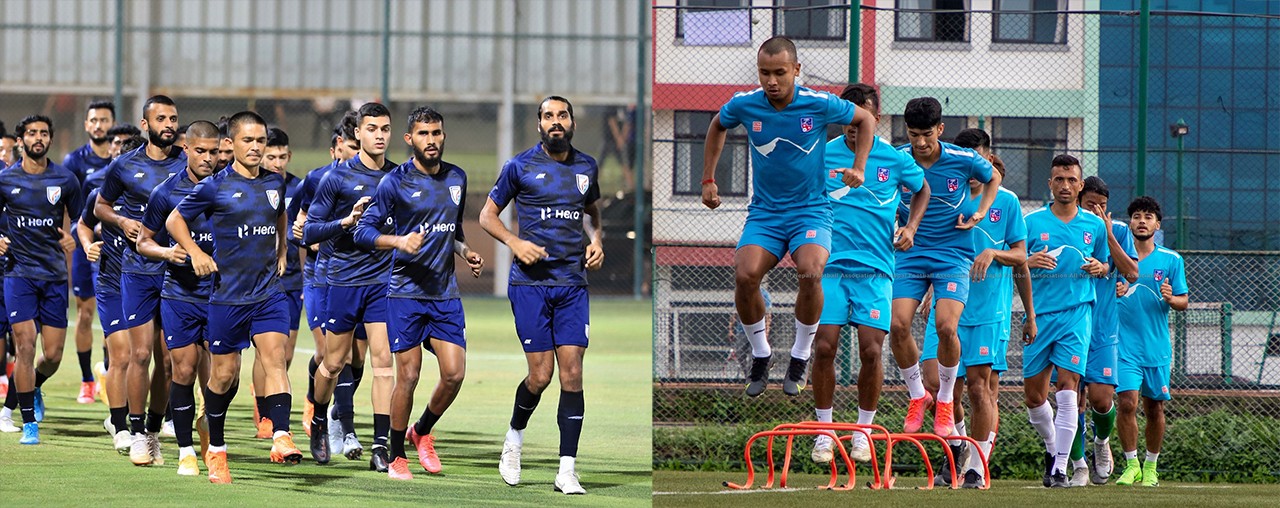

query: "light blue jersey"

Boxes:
[824, 136, 923, 276]
[719, 85, 858, 213]
[1023, 205, 1111, 315]
[896, 141, 994, 263]
[1117, 247, 1188, 367]
[1092, 220, 1139, 348]
[960, 187, 1027, 326]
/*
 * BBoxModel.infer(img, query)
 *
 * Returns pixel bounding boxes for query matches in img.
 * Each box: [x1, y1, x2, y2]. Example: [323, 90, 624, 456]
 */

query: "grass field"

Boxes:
[0, 296, 651, 507]
[653, 471, 1280, 508]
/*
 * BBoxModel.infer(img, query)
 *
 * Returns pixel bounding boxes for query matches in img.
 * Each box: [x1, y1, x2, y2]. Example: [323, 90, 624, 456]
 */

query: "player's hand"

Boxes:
[955, 211, 983, 231]
[1161, 278, 1175, 303]
[893, 226, 916, 251]
[1022, 315, 1038, 345]
[918, 289, 933, 322]
[341, 196, 372, 228]
[166, 244, 189, 265]
[1116, 280, 1129, 298]
[57, 228, 76, 254]
[841, 166, 865, 188]
[1088, 202, 1111, 223]
[190, 251, 218, 277]
[0, 236, 10, 256]
[120, 218, 143, 242]
[397, 229, 425, 255]
[84, 240, 103, 262]
[292, 213, 305, 240]
[971, 249, 995, 282]
[277, 253, 287, 277]
[463, 249, 485, 278]
[701, 181, 721, 210]
[1027, 246, 1057, 270]
[1081, 257, 1107, 277]
[585, 240, 604, 271]
[508, 239, 548, 265]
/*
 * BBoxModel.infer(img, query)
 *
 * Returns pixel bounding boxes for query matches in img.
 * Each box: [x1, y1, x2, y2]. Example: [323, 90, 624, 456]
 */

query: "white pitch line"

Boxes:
[653, 488, 807, 496]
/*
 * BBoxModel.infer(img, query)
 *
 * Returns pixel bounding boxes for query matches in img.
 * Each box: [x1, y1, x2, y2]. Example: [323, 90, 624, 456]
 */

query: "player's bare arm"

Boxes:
[1015, 262, 1036, 344]
[135, 225, 187, 265]
[94, 193, 141, 241]
[957, 170, 1003, 230]
[895, 180, 931, 251]
[165, 208, 217, 277]
[583, 202, 604, 271]
[454, 239, 484, 278]
[479, 197, 547, 265]
[700, 114, 727, 209]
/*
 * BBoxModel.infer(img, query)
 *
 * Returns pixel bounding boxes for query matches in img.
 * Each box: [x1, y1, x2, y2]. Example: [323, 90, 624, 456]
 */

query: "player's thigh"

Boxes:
[550, 286, 589, 350]
[846, 273, 891, 333]
[160, 299, 207, 352]
[208, 303, 255, 356]
[121, 273, 162, 329]
[782, 208, 833, 264]
[817, 272, 853, 327]
[388, 297, 429, 354]
[1045, 304, 1091, 376]
[508, 285, 554, 353]
[928, 257, 971, 307]
[891, 255, 931, 304]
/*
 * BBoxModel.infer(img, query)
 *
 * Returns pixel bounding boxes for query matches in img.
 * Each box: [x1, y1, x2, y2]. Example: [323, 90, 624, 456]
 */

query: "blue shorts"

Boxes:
[161, 299, 208, 350]
[1117, 358, 1171, 401]
[71, 248, 97, 299]
[1085, 342, 1119, 386]
[325, 284, 388, 334]
[508, 285, 589, 353]
[995, 318, 1011, 373]
[1022, 304, 1091, 378]
[4, 277, 68, 328]
[921, 316, 1003, 373]
[207, 292, 291, 355]
[818, 270, 891, 332]
[121, 272, 163, 329]
[303, 284, 326, 331]
[96, 291, 128, 337]
[737, 208, 832, 260]
[892, 254, 970, 305]
[388, 298, 466, 354]
[285, 289, 303, 331]
[0, 278, 9, 338]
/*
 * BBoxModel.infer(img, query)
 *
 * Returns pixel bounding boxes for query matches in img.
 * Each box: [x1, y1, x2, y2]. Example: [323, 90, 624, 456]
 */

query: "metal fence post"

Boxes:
[1221, 302, 1233, 385]
[1136, 0, 1150, 196]
[848, 0, 859, 83]
[634, 0, 649, 299]
[113, 0, 125, 113]
[380, 0, 391, 103]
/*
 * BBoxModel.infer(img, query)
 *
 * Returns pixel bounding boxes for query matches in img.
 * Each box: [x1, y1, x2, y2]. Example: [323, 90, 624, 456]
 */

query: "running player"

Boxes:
[0, 129, 17, 166]
[1022, 154, 1111, 488]
[354, 106, 484, 480]
[810, 83, 927, 465]
[481, 95, 603, 495]
[701, 37, 876, 397]
[0, 115, 83, 444]
[106, 124, 141, 159]
[1113, 196, 1187, 488]
[169, 111, 298, 483]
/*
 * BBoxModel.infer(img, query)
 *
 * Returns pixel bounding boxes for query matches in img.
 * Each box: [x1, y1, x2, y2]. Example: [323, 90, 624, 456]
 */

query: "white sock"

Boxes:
[180, 446, 195, 459]
[791, 320, 817, 361]
[1027, 401, 1056, 454]
[1145, 451, 1159, 464]
[1073, 458, 1087, 470]
[815, 407, 833, 423]
[559, 455, 575, 474]
[937, 363, 958, 404]
[966, 439, 990, 473]
[208, 444, 227, 453]
[0, 407, 10, 419]
[1124, 450, 1138, 461]
[506, 427, 524, 446]
[273, 430, 289, 439]
[951, 419, 968, 448]
[900, 364, 926, 400]
[1095, 436, 1110, 446]
[857, 408, 876, 425]
[742, 319, 770, 358]
[1053, 390, 1079, 474]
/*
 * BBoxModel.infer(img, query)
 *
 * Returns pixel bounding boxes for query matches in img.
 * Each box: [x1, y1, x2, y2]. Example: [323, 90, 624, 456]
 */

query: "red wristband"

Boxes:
[701, 178, 716, 185]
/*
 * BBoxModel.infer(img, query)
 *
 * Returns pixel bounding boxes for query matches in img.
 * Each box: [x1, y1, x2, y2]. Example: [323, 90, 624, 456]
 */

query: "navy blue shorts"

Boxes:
[96, 291, 128, 336]
[0, 277, 9, 338]
[325, 284, 388, 334]
[389, 297, 466, 354]
[4, 277, 68, 328]
[508, 285, 589, 353]
[207, 292, 291, 355]
[303, 284, 326, 331]
[161, 299, 208, 350]
[121, 272, 163, 329]
[71, 247, 97, 299]
[285, 289, 303, 331]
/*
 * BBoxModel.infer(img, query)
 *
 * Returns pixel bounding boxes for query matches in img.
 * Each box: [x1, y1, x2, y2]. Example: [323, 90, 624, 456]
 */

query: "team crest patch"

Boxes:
[877, 167, 890, 182]
[1153, 269, 1165, 282]
[266, 189, 280, 209]
[1040, 233, 1050, 241]
[752, 121, 762, 132]
[869, 309, 880, 320]
[46, 186, 61, 205]
[1071, 355, 1081, 365]
[989, 209, 1002, 223]
[449, 185, 462, 205]
[576, 174, 590, 195]
[946, 282, 957, 292]
[1103, 367, 1112, 376]
[946, 178, 959, 192]
[800, 117, 814, 133]
[979, 346, 989, 356]
[1083, 232, 1093, 245]
[830, 169, 840, 178]
[805, 230, 816, 239]
[1162, 385, 1169, 394]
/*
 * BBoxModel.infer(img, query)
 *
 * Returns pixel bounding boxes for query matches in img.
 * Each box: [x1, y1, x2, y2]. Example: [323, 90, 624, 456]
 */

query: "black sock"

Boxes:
[18, 391, 35, 423]
[373, 413, 390, 448]
[334, 365, 355, 433]
[413, 407, 441, 436]
[350, 365, 365, 394]
[4, 377, 16, 410]
[557, 390, 585, 458]
[129, 413, 146, 434]
[266, 392, 291, 433]
[34, 371, 49, 388]
[390, 428, 407, 458]
[110, 406, 129, 434]
[203, 384, 238, 448]
[79, 351, 94, 382]
[101, 346, 109, 371]
[145, 410, 164, 433]
[170, 382, 196, 448]
[313, 401, 329, 428]
[255, 395, 267, 420]
[510, 380, 542, 430]
[306, 357, 318, 404]
[0, 347, 7, 376]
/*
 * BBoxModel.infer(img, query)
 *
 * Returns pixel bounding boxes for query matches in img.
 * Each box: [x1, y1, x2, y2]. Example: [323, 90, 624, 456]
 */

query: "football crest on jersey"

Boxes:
[989, 209, 1002, 223]
[285, 197, 293, 209]
[1153, 269, 1164, 282]
[800, 117, 813, 133]
[449, 185, 462, 205]
[576, 174, 589, 195]
[266, 189, 280, 209]
[946, 178, 959, 193]
[877, 167, 889, 182]
[752, 121, 762, 132]
[1083, 231, 1093, 245]
[46, 186, 61, 205]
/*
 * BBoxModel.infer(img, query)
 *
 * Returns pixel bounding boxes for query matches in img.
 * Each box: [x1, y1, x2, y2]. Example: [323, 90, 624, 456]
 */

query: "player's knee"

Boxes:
[1024, 391, 1047, 407]
[525, 373, 552, 394]
[373, 366, 394, 379]
[171, 362, 196, 385]
[397, 367, 420, 387]
[130, 345, 152, 365]
[812, 338, 838, 363]
[440, 367, 465, 389]
[1118, 396, 1138, 415]
[734, 268, 763, 292]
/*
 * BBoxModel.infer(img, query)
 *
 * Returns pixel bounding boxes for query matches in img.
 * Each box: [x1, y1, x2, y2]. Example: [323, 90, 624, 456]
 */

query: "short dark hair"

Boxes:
[16, 115, 54, 137]
[330, 131, 341, 149]
[953, 128, 991, 151]
[357, 102, 391, 124]
[226, 111, 267, 138]
[759, 36, 797, 62]
[1127, 196, 1163, 222]
[1080, 175, 1109, 199]
[406, 106, 444, 132]
[142, 95, 176, 118]
[839, 83, 879, 115]
[1052, 154, 1081, 170]
[0, 120, 7, 137]
[903, 97, 942, 130]
[538, 96, 575, 122]
[107, 123, 141, 138]
[87, 100, 115, 117]
[266, 127, 290, 147]
[185, 120, 219, 140]
[216, 116, 229, 138]
[119, 135, 146, 154]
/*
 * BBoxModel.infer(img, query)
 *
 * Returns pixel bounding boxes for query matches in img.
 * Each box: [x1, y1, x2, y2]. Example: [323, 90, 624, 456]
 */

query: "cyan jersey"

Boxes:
[62, 143, 112, 191]
[824, 136, 923, 276]
[298, 161, 337, 287]
[81, 188, 127, 295]
[1091, 220, 1139, 348]
[303, 153, 396, 287]
[896, 141, 994, 263]
[142, 171, 214, 304]
[719, 85, 858, 213]
[354, 161, 467, 300]
[488, 143, 600, 286]
[176, 168, 285, 305]
[280, 173, 303, 291]
[1118, 247, 1187, 367]
[99, 145, 186, 275]
[0, 162, 83, 281]
[1023, 205, 1110, 315]
[961, 187, 1027, 326]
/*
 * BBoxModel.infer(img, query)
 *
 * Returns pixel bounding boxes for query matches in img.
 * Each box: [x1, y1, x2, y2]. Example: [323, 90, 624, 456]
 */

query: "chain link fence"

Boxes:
[652, 3, 1280, 481]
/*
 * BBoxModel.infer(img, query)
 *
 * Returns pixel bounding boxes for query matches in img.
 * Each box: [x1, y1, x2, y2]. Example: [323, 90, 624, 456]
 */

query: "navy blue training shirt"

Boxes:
[303, 153, 396, 287]
[98, 145, 186, 275]
[143, 171, 214, 303]
[0, 162, 83, 281]
[81, 188, 127, 295]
